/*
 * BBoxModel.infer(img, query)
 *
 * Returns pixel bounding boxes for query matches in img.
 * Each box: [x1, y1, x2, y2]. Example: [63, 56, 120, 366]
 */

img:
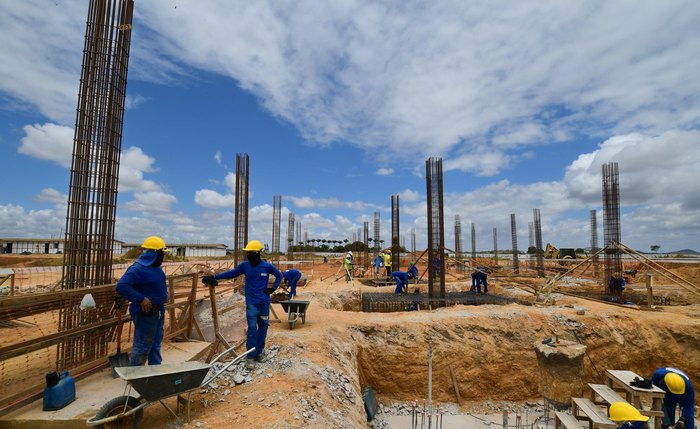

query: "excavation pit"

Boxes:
[360, 292, 520, 313]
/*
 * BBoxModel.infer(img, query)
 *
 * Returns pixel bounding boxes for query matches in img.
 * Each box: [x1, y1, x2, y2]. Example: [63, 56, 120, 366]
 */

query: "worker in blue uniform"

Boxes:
[116, 236, 169, 366]
[372, 253, 384, 277]
[390, 271, 409, 294]
[407, 262, 419, 280]
[609, 272, 626, 295]
[202, 240, 282, 369]
[472, 267, 488, 294]
[281, 268, 302, 298]
[651, 367, 695, 429]
[608, 402, 650, 428]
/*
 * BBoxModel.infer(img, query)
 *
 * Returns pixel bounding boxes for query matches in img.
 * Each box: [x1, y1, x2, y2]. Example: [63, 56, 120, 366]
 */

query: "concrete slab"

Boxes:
[387, 412, 542, 429]
[0, 341, 210, 429]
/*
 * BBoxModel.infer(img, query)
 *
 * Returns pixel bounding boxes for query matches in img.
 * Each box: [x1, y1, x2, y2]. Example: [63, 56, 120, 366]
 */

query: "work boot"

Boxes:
[255, 351, 268, 363]
[245, 357, 255, 370]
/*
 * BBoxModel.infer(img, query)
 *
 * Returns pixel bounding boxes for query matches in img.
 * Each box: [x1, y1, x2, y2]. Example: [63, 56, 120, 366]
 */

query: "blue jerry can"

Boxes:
[43, 371, 76, 411]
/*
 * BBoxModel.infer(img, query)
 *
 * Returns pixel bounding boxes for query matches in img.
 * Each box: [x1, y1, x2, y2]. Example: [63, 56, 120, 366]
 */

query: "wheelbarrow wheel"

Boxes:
[94, 396, 143, 429]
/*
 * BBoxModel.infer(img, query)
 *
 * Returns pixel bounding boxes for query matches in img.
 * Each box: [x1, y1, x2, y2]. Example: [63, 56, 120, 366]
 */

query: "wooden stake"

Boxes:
[449, 365, 463, 405]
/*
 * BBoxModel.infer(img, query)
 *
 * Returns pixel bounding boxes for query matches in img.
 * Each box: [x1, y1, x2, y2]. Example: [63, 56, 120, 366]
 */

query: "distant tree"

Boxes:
[527, 246, 537, 255]
[575, 248, 585, 255]
[650, 245, 660, 253]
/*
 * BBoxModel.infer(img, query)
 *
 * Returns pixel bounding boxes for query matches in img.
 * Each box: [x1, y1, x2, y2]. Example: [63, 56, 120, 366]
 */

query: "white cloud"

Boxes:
[0, 204, 65, 238]
[398, 189, 420, 202]
[35, 188, 67, 205]
[224, 172, 237, 193]
[123, 191, 177, 214]
[125, 93, 149, 110]
[375, 167, 394, 176]
[214, 150, 222, 166]
[194, 189, 235, 209]
[18, 123, 73, 167]
[287, 196, 380, 212]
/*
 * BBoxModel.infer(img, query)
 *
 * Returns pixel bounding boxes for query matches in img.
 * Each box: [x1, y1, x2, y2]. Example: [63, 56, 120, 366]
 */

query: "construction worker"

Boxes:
[344, 252, 354, 281]
[390, 271, 409, 294]
[383, 250, 392, 277]
[407, 261, 418, 280]
[372, 253, 384, 277]
[281, 268, 302, 299]
[609, 272, 626, 295]
[202, 240, 282, 369]
[472, 267, 488, 294]
[651, 367, 695, 429]
[608, 402, 650, 429]
[115, 236, 169, 366]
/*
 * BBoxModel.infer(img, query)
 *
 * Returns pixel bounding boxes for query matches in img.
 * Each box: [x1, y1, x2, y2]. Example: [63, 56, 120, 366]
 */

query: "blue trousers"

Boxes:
[246, 302, 270, 359]
[288, 279, 299, 297]
[476, 279, 488, 294]
[130, 308, 164, 366]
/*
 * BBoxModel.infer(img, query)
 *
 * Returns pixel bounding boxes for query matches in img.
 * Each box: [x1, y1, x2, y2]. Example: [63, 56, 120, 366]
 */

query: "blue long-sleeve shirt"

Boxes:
[651, 367, 695, 429]
[116, 250, 168, 315]
[472, 271, 487, 287]
[282, 269, 302, 284]
[214, 260, 282, 305]
[372, 255, 384, 267]
[408, 265, 418, 279]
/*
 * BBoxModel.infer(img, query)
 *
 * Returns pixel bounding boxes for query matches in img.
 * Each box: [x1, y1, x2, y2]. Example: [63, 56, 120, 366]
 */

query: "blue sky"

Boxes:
[1, 1, 700, 252]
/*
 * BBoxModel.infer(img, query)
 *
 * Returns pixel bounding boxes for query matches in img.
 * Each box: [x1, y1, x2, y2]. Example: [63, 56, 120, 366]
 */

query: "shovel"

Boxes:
[109, 302, 130, 377]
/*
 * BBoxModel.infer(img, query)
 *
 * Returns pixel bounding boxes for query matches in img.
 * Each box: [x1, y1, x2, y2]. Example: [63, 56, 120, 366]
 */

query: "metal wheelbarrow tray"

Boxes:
[279, 300, 311, 329]
[87, 346, 255, 428]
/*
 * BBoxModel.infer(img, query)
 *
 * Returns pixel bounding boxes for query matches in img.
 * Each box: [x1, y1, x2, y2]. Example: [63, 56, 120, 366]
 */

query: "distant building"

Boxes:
[122, 243, 228, 258]
[0, 238, 123, 255]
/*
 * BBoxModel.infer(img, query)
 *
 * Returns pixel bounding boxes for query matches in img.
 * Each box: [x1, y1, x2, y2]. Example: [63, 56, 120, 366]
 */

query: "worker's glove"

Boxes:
[202, 275, 218, 287]
[264, 287, 275, 295]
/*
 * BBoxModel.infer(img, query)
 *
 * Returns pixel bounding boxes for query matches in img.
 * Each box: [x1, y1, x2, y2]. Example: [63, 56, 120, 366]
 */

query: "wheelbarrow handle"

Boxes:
[202, 347, 255, 388]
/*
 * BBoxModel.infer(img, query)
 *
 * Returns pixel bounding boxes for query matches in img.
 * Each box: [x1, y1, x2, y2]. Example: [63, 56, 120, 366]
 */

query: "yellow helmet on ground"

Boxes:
[609, 402, 649, 422]
[142, 236, 167, 251]
[243, 240, 263, 252]
[665, 372, 686, 394]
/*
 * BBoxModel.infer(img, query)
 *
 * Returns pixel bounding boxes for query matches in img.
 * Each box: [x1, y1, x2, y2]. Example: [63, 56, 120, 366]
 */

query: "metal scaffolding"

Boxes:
[373, 211, 381, 253]
[426, 158, 445, 300]
[533, 208, 544, 276]
[454, 215, 462, 258]
[590, 209, 599, 278]
[510, 214, 519, 274]
[602, 162, 622, 284]
[59, 0, 134, 369]
[528, 221, 534, 249]
[391, 195, 400, 271]
[363, 221, 370, 271]
[233, 153, 249, 265]
[271, 195, 281, 264]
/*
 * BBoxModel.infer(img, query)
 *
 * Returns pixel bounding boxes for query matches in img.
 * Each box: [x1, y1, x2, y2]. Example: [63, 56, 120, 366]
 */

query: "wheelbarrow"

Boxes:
[86, 346, 255, 428]
[278, 300, 311, 330]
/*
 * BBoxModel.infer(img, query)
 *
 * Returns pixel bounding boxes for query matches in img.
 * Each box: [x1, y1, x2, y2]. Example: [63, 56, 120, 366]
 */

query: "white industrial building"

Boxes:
[121, 243, 228, 258]
[0, 238, 123, 255]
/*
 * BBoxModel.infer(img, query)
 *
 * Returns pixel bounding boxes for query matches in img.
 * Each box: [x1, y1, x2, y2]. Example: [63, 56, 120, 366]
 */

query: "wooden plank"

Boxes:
[588, 383, 625, 405]
[571, 397, 616, 428]
[555, 411, 585, 429]
[449, 365, 463, 405]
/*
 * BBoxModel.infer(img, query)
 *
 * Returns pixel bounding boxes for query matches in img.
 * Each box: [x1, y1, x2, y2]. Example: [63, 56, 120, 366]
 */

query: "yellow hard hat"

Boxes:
[664, 372, 686, 394]
[608, 402, 649, 422]
[141, 236, 167, 251]
[613, 272, 621, 278]
[243, 239, 263, 252]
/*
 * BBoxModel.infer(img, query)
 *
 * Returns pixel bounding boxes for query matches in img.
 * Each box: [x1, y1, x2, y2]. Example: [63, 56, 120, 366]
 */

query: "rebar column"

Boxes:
[471, 222, 476, 260]
[392, 195, 400, 271]
[296, 220, 302, 247]
[602, 162, 622, 284]
[59, 0, 134, 369]
[511, 214, 520, 274]
[426, 158, 446, 300]
[233, 153, 250, 265]
[374, 211, 381, 253]
[528, 221, 535, 269]
[454, 215, 462, 259]
[590, 209, 599, 278]
[533, 208, 544, 276]
[493, 228, 498, 264]
[271, 195, 281, 264]
[411, 228, 416, 254]
[363, 221, 370, 271]
[287, 213, 295, 259]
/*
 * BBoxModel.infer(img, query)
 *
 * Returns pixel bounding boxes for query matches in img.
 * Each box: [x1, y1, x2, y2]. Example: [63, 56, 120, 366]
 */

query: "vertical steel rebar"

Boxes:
[287, 213, 295, 259]
[271, 195, 281, 265]
[426, 158, 445, 300]
[471, 222, 476, 260]
[493, 227, 498, 264]
[373, 211, 380, 254]
[392, 195, 400, 271]
[511, 214, 519, 274]
[363, 221, 370, 271]
[59, 0, 134, 369]
[590, 209, 599, 278]
[602, 162, 622, 287]
[533, 208, 544, 276]
[454, 215, 462, 259]
[411, 228, 416, 254]
[233, 153, 250, 265]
